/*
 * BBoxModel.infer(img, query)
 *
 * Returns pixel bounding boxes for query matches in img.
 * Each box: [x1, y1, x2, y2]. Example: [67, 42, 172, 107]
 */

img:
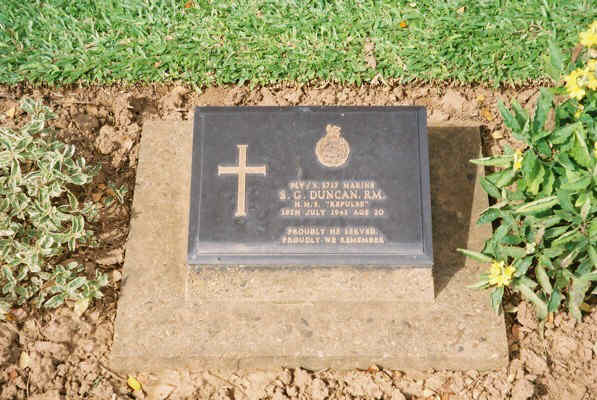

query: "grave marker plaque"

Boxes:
[111, 116, 509, 372]
[188, 107, 433, 266]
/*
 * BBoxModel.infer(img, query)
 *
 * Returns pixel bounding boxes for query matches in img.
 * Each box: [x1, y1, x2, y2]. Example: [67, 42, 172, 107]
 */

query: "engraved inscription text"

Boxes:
[279, 180, 387, 218]
[281, 225, 385, 244]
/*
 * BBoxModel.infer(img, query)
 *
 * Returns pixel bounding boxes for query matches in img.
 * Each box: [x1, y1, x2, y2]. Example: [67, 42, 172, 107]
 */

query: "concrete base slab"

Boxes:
[188, 266, 433, 303]
[110, 120, 508, 372]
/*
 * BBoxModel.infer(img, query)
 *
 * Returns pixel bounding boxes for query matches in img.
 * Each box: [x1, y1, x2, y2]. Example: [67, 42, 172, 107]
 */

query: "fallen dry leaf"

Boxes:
[128, 376, 142, 391]
[18, 351, 31, 369]
[7, 368, 18, 381]
[580, 303, 593, 312]
[73, 298, 89, 317]
[491, 130, 504, 139]
[91, 191, 103, 202]
[366, 364, 380, 373]
[9, 308, 27, 321]
[5, 105, 16, 119]
[184, 0, 193, 8]
[571, 44, 583, 63]
[96, 248, 124, 266]
[481, 107, 495, 121]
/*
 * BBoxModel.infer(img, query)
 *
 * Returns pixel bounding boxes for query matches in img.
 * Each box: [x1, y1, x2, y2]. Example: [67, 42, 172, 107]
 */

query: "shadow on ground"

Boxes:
[429, 126, 481, 296]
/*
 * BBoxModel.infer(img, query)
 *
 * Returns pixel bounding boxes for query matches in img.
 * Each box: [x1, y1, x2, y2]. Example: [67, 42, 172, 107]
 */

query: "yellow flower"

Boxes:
[580, 21, 597, 48]
[587, 71, 597, 90]
[488, 260, 515, 287]
[584, 60, 597, 89]
[580, 31, 597, 48]
[504, 264, 515, 277]
[564, 69, 586, 100]
[513, 149, 523, 171]
[575, 104, 584, 119]
[489, 260, 503, 276]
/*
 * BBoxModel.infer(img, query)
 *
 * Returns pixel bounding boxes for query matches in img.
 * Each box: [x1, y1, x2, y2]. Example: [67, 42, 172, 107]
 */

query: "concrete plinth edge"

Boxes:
[110, 120, 508, 372]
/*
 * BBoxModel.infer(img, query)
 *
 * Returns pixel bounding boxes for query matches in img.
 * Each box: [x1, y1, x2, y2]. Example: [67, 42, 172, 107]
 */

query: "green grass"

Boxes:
[0, 0, 595, 86]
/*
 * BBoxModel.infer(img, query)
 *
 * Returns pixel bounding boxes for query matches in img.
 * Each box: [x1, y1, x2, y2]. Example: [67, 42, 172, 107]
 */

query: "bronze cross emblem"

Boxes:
[217, 144, 267, 217]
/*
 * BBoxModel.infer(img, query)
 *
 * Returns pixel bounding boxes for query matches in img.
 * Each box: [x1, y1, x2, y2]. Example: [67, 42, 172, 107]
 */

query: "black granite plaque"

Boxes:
[187, 107, 432, 266]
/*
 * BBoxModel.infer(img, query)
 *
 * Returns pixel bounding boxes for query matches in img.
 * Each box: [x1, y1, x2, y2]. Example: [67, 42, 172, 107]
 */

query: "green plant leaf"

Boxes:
[500, 245, 526, 259]
[20, 99, 36, 114]
[470, 155, 513, 167]
[532, 88, 553, 134]
[516, 118, 531, 142]
[580, 272, 597, 281]
[569, 276, 591, 321]
[528, 164, 545, 195]
[2, 266, 16, 285]
[511, 100, 529, 131]
[581, 197, 591, 220]
[547, 289, 562, 313]
[556, 190, 577, 214]
[514, 196, 558, 214]
[588, 245, 597, 267]
[518, 276, 539, 289]
[539, 215, 562, 228]
[498, 100, 521, 133]
[490, 286, 504, 314]
[550, 122, 579, 145]
[521, 150, 540, 182]
[496, 169, 517, 188]
[44, 294, 65, 308]
[590, 219, 597, 237]
[457, 249, 493, 263]
[552, 227, 582, 247]
[492, 224, 511, 244]
[534, 130, 553, 141]
[467, 279, 490, 289]
[571, 128, 593, 168]
[543, 56, 561, 82]
[513, 280, 548, 320]
[561, 247, 581, 269]
[561, 174, 591, 191]
[543, 246, 567, 259]
[544, 225, 570, 239]
[66, 276, 87, 292]
[478, 208, 502, 225]
[548, 40, 564, 76]
[535, 264, 553, 295]
[514, 256, 534, 277]
[535, 139, 552, 158]
[540, 169, 555, 195]
[0, 99, 100, 318]
[480, 177, 502, 199]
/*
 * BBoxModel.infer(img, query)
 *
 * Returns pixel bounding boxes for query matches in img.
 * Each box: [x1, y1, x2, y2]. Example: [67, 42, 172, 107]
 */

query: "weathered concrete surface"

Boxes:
[110, 120, 508, 372]
[188, 266, 433, 303]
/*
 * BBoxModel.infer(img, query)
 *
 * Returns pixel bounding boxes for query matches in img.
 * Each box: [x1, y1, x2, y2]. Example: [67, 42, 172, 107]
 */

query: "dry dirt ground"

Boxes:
[0, 83, 595, 400]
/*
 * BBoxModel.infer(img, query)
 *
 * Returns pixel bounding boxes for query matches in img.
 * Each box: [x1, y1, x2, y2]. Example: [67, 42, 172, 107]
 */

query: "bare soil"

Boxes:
[0, 83, 595, 400]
